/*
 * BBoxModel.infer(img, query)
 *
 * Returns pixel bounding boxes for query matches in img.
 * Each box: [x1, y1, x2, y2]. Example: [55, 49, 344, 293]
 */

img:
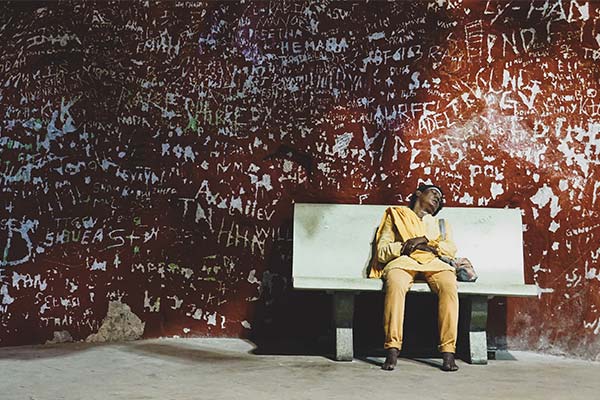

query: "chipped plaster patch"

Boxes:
[1, 284, 14, 305]
[206, 311, 217, 326]
[490, 182, 504, 199]
[46, 330, 73, 344]
[536, 285, 555, 298]
[531, 184, 561, 218]
[458, 193, 474, 205]
[85, 300, 145, 343]
[89, 259, 107, 271]
[143, 290, 160, 312]
[332, 132, 353, 157]
[247, 269, 259, 284]
[192, 308, 203, 320]
[12, 272, 47, 291]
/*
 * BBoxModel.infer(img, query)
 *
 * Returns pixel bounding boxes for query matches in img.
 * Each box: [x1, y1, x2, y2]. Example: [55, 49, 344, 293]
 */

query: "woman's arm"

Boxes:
[377, 213, 404, 264]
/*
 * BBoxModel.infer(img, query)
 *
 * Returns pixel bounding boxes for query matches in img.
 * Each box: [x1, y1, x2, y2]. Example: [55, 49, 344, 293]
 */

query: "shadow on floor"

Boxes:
[123, 341, 260, 364]
[249, 337, 333, 358]
[0, 341, 112, 361]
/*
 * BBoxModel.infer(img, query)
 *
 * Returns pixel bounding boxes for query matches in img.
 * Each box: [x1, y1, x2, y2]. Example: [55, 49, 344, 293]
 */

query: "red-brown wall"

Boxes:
[1, 0, 599, 360]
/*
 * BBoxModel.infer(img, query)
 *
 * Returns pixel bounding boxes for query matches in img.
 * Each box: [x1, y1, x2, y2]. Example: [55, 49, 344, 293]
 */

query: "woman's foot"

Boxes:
[441, 352, 459, 372]
[382, 347, 399, 370]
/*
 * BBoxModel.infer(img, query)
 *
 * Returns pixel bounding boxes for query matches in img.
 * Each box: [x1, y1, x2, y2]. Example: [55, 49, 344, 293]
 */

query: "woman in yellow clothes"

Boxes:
[370, 184, 459, 372]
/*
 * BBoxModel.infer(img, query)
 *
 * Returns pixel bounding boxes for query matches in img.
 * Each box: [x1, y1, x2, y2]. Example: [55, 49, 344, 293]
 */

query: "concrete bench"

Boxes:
[292, 203, 537, 364]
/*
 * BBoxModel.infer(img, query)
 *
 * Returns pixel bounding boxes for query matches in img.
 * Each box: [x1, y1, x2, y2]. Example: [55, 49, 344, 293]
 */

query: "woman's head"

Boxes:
[409, 184, 445, 216]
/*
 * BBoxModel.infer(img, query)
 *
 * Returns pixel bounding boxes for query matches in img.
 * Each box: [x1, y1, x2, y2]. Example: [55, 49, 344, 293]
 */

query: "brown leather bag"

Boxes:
[438, 219, 478, 282]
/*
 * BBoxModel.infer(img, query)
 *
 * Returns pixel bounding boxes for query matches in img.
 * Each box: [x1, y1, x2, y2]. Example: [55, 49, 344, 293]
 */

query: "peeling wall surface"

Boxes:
[1, 0, 599, 359]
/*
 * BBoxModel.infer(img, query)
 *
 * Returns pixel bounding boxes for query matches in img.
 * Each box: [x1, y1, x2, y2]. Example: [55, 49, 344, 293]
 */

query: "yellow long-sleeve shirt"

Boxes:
[370, 206, 457, 278]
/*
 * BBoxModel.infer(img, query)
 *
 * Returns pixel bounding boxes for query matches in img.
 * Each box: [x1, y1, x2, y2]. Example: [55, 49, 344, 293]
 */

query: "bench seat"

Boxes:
[293, 276, 537, 297]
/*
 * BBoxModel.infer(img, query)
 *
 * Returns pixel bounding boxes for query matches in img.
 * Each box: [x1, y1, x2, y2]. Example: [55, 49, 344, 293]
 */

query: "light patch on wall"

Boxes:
[250, 173, 273, 191]
[192, 308, 203, 320]
[536, 285, 555, 298]
[565, 268, 582, 288]
[206, 311, 217, 326]
[409, 147, 421, 170]
[1, 218, 38, 267]
[557, 127, 591, 175]
[317, 162, 330, 174]
[530, 184, 561, 218]
[1, 285, 14, 305]
[180, 267, 194, 279]
[332, 132, 353, 158]
[143, 290, 160, 312]
[230, 197, 243, 212]
[241, 320, 252, 329]
[195, 203, 207, 224]
[12, 272, 47, 291]
[583, 317, 600, 335]
[89, 259, 107, 271]
[549, 220, 560, 232]
[168, 295, 183, 310]
[247, 269, 259, 284]
[532, 264, 549, 273]
[593, 181, 600, 206]
[490, 182, 504, 199]
[559, 179, 568, 191]
[368, 31, 385, 41]
[458, 193, 474, 205]
[40, 303, 50, 314]
[585, 267, 600, 281]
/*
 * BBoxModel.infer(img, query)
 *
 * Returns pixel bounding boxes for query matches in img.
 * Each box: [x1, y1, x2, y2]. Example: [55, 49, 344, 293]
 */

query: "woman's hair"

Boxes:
[409, 184, 445, 216]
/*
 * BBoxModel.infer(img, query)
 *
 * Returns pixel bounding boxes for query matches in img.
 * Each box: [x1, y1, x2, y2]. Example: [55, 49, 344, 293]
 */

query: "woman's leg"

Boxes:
[425, 269, 459, 371]
[382, 268, 415, 370]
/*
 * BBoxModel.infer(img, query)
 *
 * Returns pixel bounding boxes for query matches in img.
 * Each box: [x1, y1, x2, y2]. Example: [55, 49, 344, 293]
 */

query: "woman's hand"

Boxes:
[414, 243, 439, 256]
[401, 236, 428, 255]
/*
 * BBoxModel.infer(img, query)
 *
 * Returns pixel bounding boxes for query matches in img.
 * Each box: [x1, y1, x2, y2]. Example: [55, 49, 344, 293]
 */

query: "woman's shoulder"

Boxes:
[386, 205, 410, 212]
[383, 205, 406, 216]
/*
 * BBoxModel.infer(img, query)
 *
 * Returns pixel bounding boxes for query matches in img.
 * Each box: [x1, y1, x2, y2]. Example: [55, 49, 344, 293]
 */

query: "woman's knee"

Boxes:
[385, 269, 412, 292]
[434, 271, 458, 295]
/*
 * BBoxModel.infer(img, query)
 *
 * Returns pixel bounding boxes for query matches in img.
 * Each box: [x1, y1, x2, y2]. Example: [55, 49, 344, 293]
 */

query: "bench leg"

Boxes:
[332, 292, 355, 361]
[462, 296, 489, 365]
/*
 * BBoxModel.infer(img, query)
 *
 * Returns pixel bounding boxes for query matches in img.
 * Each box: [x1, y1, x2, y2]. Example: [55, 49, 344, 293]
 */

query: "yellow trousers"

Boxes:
[383, 269, 458, 353]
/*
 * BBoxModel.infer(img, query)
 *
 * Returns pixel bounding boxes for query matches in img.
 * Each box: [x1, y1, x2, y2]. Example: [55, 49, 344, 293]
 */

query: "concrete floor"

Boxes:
[1, 338, 599, 400]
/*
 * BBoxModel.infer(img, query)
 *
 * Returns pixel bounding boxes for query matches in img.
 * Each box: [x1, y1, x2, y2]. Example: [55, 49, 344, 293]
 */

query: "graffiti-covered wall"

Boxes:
[1, 0, 599, 359]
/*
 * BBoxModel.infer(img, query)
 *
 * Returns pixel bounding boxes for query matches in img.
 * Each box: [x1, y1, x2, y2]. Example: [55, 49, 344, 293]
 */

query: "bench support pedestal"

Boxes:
[330, 292, 491, 364]
[461, 296, 489, 365]
[332, 292, 355, 361]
